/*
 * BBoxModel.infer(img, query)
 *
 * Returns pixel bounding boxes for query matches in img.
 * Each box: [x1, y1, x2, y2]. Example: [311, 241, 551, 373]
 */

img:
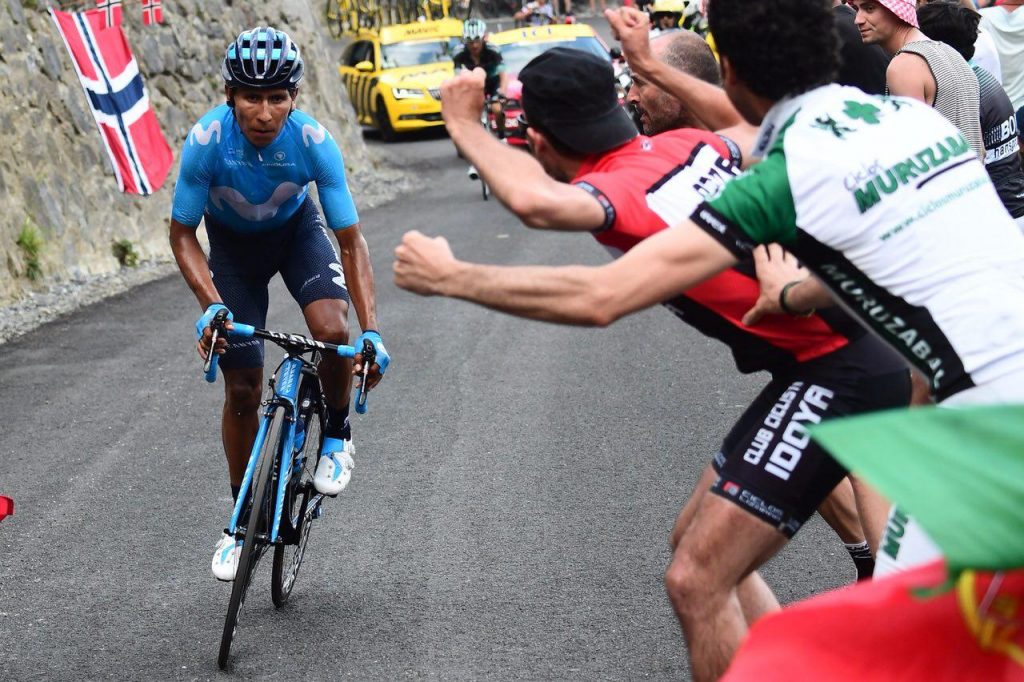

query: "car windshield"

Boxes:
[497, 36, 609, 74]
[380, 39, 460, 68]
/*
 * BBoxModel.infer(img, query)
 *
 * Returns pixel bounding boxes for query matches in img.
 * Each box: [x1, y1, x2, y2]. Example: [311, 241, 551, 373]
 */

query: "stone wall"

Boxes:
[0, 0, 398, 306]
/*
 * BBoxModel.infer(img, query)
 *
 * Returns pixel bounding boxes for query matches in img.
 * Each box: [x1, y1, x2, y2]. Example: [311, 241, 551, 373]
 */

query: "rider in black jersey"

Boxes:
[453, 19, 508, 139]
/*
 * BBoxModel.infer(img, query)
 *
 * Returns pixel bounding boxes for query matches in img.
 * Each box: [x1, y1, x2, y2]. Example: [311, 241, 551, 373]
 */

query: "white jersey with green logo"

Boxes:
[692, 84, 1024, 403]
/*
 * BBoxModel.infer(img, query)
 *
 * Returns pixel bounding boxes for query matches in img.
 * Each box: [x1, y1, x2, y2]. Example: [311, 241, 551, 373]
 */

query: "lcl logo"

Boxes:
[0, 496, 12, 523]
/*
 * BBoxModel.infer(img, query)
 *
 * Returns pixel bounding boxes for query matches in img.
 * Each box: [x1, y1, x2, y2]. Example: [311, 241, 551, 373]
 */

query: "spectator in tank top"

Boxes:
[848, 0, 986, 159]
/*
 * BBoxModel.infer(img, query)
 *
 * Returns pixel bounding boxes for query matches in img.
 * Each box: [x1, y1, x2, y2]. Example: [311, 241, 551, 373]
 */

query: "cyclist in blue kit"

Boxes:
[169, 27, 390, 581]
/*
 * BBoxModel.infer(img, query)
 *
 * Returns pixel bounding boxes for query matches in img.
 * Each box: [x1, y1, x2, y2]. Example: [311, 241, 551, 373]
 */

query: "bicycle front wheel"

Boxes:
[218, 406, 283, 670]
[272, 375, 325, 607]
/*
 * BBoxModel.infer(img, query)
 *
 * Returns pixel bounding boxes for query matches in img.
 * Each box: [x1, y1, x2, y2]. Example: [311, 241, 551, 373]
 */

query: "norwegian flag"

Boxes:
[49, 8, 173, 195]
[94, 0, 122, 28]
[141, 0, 163, 26]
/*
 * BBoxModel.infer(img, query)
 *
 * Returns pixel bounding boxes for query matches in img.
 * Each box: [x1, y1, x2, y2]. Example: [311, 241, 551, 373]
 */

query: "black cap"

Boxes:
[519, 47, 637, 155]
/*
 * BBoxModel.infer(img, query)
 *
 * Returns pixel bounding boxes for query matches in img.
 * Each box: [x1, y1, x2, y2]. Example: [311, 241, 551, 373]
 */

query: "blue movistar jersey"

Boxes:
[171, 104, 359, 232]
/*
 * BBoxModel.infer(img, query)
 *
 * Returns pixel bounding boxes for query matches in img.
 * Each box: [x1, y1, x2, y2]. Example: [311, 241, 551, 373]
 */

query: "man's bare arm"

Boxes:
[444, 70, 606, 231]
[781, 276, 835, 313]
[394, 221, 737, 326]
[886, 54, 930, 104]
[741, 245, 836, 326]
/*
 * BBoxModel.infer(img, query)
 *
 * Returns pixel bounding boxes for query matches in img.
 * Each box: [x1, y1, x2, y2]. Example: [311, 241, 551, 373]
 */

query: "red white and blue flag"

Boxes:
[141, 0, 164, 25]
[94, 0, 122, 28]
[50, 8, 172, 195]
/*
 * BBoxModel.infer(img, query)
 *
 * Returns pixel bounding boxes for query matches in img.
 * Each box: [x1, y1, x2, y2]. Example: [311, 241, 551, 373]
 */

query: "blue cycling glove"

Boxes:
[355, 330, 390, 375]
[195, 303, 232, 340]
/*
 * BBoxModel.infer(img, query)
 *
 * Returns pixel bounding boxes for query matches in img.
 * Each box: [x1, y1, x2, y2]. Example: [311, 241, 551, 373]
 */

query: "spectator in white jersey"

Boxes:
[848, 0, 986, 159]
[918, 0, 1024, 229]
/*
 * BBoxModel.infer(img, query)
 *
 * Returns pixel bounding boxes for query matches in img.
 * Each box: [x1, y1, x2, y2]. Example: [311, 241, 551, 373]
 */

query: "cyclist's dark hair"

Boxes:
[917, 0, 980, 62]
[707, 0, 838, 101]
[657, 30, 721, 86]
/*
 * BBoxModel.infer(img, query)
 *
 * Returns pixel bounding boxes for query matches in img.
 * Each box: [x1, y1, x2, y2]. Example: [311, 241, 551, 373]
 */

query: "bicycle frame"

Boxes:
[227, 354, 309, 544]
[205, 319, 366, 544]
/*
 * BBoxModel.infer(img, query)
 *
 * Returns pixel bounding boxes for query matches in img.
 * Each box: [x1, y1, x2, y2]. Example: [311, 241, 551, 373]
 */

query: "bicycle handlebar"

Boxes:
[202, 318, 375, 411]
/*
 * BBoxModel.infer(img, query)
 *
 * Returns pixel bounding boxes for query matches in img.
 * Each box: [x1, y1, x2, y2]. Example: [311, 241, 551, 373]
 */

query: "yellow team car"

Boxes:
[488, 23, 618, 75]
[339, 19, 463, 140]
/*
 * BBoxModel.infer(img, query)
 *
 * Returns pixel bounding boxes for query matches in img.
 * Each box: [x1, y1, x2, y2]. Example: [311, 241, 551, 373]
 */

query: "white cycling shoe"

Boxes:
[313, 438, 355, 496]
[212, 532, 241, 582]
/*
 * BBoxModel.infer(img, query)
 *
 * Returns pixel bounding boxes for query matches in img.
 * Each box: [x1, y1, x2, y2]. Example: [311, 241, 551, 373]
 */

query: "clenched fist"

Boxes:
[393, 230, 459, 296]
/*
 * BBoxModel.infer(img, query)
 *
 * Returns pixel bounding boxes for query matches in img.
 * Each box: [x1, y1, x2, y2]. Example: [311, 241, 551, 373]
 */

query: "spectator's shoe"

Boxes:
[314, 437, 355, 496]
[212, 531, 241, 582]
[467, 165, 480, 181]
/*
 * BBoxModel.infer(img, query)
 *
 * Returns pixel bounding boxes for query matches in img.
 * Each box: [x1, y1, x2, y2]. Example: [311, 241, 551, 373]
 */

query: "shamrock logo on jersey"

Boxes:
[844, 101, 883, 125]
[813, 115, 856, 140]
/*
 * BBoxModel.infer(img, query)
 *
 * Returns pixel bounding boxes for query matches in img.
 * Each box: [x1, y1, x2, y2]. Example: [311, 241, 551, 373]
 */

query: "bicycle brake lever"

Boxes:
[355, 338, 375, 414]
[203, 326, 219, 377]
[203, 309, 230, 383]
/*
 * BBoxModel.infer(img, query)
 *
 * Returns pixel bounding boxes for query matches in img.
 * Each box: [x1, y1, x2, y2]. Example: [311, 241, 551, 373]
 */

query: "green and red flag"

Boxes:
[722, 404, 1024, 679]
[723, 560, 1024, 680]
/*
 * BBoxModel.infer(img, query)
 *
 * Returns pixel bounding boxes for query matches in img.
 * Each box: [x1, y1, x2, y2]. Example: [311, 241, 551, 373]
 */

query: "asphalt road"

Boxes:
[0, 88, 852, 681]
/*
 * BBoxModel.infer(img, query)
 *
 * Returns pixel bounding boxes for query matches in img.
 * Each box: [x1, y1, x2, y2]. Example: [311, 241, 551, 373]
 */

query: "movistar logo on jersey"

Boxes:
[851, 134, 971, 214]
[301, 123, 329, 147]
[190, 120, 222, 146]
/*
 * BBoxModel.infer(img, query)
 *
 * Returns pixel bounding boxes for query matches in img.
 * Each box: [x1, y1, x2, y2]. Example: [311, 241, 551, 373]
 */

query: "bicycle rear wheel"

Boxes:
[271, 374, 325, 607]
[218, 406, 283, 670]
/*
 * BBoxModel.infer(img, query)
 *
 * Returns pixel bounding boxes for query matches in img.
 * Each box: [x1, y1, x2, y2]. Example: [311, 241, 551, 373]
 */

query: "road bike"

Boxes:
[202, 311, 375, 669]
[469, 95, 517, 201]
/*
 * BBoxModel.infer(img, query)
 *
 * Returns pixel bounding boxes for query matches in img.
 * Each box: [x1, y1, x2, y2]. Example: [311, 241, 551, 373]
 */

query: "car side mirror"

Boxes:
[355, 60, 374, 72]
[609, 47, 622, 61]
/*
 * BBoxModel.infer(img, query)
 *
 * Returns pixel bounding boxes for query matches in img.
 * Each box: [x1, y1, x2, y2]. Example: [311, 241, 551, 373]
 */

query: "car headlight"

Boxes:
[392, 87, 425, 99]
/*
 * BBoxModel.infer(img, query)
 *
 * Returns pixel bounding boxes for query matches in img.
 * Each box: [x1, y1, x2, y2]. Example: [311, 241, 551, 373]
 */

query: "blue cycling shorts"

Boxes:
[206, 196, 350, 370]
